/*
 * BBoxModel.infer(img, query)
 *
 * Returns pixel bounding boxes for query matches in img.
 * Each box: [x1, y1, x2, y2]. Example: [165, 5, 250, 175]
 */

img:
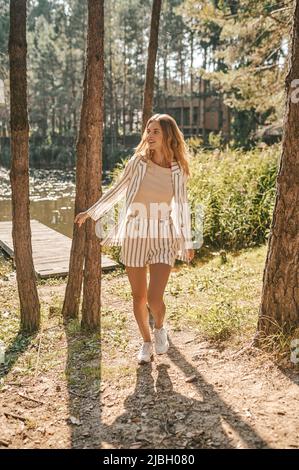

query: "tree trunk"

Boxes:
[9, 0, 40, 333]
[256, 0, 299, 338]
[51, 78, 55, 136]
[122, 18, 127, 146]
[69, 41, 77, 136]
[108, 3, 116, 156]
[122, 20, 127, 145]
[190, 30, 194, 135]
[200, 47, 208, 144]
[142, 0, 162, 133]
[109, 37, 116, 155]
[156, 53, 160, 110]
[81, 0, 104, 331]
[62, 68, 88, 321]
[179, 35, 184, 132]
[163, 49, 168, 111]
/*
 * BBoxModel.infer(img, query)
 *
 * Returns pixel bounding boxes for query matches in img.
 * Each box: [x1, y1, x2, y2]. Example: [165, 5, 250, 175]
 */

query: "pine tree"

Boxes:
[9, 0, 40, 333]
[256, 0, 299, 338]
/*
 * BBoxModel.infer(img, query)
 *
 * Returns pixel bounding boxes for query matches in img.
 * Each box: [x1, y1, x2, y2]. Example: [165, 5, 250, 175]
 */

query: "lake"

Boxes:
[0, 167, 110, 238]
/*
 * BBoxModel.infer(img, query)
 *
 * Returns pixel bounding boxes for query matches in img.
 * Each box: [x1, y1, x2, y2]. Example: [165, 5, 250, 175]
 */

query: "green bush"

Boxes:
[187, 143, 279, 250]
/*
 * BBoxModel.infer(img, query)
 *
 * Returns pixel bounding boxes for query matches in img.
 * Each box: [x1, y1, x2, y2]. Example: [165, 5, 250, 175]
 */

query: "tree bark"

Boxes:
[163, 47, 168, 111]
[81, 0, 104, 331]
[256, 0, 299, 337]
[9, 0, 40, 333]
[62, 67, 88, 321]
[122, 20, 127, 145]
[179, 35, 184, 132]
[108, 2, 116, 155]
[142, 0, 162, 133]
[200, 47, 208, 144]
[190, 30, 194, 134]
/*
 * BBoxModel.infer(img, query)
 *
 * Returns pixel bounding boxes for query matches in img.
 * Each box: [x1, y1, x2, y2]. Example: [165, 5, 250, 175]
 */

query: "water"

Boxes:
[0, 167, 109, 238]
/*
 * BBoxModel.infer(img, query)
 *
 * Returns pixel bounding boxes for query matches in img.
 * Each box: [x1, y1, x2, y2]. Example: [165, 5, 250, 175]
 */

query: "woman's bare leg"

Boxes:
[125, 266, 151, 342]
[148, 263, 172, 329]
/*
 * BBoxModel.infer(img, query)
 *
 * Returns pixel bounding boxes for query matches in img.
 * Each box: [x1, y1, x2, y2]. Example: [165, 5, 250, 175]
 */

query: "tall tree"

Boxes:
[81, 0, 104, 331]
[142, 0, 162, 132]
[62, 0, 104, 331]
[61, 68, 88, 322]
[179, 0, 290, 147]
[256, 0, 299, 338]
[9, 0, 40, 332]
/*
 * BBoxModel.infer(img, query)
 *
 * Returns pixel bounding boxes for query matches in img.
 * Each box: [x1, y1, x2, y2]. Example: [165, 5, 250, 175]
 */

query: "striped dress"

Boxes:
[119, 158, 179, 267]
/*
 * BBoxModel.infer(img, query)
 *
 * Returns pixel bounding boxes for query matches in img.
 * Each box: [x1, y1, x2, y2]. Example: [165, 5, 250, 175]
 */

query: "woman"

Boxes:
[75, 114, 194, 365]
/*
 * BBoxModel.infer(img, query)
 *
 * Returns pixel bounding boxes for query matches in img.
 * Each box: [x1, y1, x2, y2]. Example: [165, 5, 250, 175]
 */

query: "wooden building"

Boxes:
[158, 92, 231, 141]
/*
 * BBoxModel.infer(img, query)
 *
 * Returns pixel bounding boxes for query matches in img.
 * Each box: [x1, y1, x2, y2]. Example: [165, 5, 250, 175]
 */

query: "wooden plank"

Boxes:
[0, 219, 119, 278]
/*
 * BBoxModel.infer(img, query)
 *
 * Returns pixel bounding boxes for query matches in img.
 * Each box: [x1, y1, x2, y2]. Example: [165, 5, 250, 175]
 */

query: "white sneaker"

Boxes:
[154, 326, 169, 354]
[137, 342, 154, 364]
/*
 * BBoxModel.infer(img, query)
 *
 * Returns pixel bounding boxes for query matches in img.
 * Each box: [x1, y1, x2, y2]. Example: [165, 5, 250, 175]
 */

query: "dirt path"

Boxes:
[0, 270, 299, 449]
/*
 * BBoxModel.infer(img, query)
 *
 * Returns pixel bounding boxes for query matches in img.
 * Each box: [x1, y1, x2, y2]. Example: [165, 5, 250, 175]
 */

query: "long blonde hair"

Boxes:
[133, 113, 191, 177]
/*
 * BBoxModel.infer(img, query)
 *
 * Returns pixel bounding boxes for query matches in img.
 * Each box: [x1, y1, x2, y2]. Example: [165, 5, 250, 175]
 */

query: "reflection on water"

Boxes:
[0, 167, 108, 239]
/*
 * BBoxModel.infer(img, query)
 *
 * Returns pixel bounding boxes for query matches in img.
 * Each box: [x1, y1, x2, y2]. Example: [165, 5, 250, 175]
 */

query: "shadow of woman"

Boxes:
[64, 328, 269, 449]
[97, 362, 240, 449]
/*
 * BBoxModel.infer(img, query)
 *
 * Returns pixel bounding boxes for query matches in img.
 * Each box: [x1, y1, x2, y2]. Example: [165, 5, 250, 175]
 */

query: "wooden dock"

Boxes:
[0, 219, 119, 278]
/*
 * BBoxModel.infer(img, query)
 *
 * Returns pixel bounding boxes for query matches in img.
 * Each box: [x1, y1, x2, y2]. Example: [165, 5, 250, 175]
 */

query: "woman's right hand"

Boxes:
[74, 211, 90, 228]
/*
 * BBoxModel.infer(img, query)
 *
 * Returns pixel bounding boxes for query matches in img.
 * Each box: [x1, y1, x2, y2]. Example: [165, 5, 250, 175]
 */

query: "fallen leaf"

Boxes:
[185, 374, 197, 383]
[68, 416, 81, 425]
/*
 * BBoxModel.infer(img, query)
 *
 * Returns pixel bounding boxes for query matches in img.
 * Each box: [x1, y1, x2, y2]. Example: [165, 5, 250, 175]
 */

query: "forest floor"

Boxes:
[0, 245, 299, 449]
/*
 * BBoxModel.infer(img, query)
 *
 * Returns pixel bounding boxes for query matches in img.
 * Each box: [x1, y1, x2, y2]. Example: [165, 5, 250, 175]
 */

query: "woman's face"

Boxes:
[146, 121, 163, 152]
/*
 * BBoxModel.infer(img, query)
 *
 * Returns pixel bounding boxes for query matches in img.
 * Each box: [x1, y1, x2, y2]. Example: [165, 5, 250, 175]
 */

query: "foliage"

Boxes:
[187, 142, 279, 249]
[178, 0, 291, 145]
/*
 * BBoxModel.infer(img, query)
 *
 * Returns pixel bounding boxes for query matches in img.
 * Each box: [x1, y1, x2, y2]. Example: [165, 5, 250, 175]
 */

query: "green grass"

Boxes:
[101, 306, 129, 351]
[166, 245, 266, 345]
[1, 241, 297, 377]
[0, 252, 13, 277]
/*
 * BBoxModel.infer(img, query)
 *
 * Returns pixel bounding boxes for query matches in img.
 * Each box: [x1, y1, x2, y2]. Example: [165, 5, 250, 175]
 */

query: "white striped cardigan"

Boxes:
[86, 152, 194, 263]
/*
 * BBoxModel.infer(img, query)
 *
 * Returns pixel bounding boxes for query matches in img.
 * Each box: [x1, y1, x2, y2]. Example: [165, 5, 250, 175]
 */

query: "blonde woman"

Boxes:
[75, 114, 194, 364]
